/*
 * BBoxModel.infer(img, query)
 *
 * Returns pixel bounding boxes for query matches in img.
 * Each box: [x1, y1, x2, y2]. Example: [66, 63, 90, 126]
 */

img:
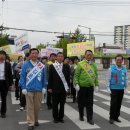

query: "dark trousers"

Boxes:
[15, 78, 20, 99]
[0, 80, 8, 115]
[47, 91, 52, 108]
[52, 92, 66, 120]
[78, 87, 94, 121]
[19, 87, 26, 107]
[70, 82, 76, 102]
[110, 89, 124, 120]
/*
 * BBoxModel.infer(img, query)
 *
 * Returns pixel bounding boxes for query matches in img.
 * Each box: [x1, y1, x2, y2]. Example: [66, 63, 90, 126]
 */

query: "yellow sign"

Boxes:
[67, 41, 94, 56]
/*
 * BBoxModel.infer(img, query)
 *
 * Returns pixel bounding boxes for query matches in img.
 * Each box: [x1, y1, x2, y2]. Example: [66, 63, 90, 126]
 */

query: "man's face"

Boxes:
[50, 55, 56, 61]
[56, 54, 64, 63]
[115, 57, 123, 66]
[29, 50, 39, 61]
[64, 58, 69, 64]
[0, 54, 5, 61]
[85, 51, 93, 61]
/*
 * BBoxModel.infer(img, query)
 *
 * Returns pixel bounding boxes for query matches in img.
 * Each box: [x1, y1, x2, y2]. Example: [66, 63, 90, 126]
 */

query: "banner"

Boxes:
[67, 41, 94, 56]
[41, 47, 63, 57]
[14, 33, 29, 52]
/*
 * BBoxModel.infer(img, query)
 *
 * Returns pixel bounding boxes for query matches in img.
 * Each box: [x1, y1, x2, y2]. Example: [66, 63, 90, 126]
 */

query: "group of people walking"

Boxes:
[0, 48, 129, 130]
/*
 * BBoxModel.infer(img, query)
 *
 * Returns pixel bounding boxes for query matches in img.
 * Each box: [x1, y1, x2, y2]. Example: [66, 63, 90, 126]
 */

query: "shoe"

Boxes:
[20, 107, 24, 111]
[53, 119, 59, 123]
[35, 122, 39, 126]
[59, 119, 64, 123]
[48, 106, 52, 110]
[109, 119, 114, 124]
[114, 118, 121, 122]
[16, 97, 19, 100]
[87, 120, 94, 125]
[1, 114, 6, 118]
[79, 117, 84, 121]
[28, 126, 34, 130]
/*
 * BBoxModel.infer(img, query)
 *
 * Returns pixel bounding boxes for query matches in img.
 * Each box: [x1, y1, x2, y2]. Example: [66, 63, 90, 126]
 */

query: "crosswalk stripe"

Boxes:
[65, 104, 100, 129]
[93, 104, 130, 127]
[102, 101, 130, 115]
[19, 120, 50, 125]
[11, 92, 20, 104]
[94, 93, 110, 101]
[100, 90, 130, 100]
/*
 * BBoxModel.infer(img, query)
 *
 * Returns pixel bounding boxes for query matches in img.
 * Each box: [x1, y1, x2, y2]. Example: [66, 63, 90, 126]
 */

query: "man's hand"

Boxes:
[124, 88, 129, 94]
[22, 89, 27, 95]
[107, 87, 111, 94]
[42, 88, 47, 94]
[95, 86, 99, 93]
[48, 89, 52, 93]
[75, 84, 80, 92]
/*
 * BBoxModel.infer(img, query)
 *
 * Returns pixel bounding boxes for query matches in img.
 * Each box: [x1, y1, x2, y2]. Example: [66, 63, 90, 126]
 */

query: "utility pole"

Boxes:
[78, 25, 91, 41]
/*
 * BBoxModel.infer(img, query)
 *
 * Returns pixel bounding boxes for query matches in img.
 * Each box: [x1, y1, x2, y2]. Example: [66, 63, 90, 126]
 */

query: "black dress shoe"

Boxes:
[35, 122, 39, 126]
[53, 119, 59, 123]
[109, 119, 114, 124]
[87, 120, 94, 125]
[114, 118, 121, 122]
[79, 117, 84, 121]
[28, 126, 34, 130]
[48, 106, 52, 110]
[1, 114, 6, 118]
[59, 119, 64, 123]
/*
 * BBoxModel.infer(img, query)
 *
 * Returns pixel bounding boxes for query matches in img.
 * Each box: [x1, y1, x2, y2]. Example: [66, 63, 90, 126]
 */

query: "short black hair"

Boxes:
[115, 54, 124, 60]
[41, 56, 48, 60]
[18, 56, 23, 61]
[25, 52, 29, 58]
[85, 50, 93, 55]
[29, 48, 39, 55]
[57, 52, 63, 56]
[0, 50, 6, 55]
[50, 53, 56, 57]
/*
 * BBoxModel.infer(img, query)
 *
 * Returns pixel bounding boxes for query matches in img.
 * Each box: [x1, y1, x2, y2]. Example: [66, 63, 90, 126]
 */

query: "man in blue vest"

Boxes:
[107, 54, 128, 124]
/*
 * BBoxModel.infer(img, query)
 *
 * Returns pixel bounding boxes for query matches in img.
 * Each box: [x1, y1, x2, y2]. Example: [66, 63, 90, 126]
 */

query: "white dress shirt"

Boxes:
[0, 61, 5, 80]
[56, 61, 63, 70]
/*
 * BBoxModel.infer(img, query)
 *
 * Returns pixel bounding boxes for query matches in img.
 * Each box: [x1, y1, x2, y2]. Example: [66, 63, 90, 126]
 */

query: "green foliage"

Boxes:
[54, 28, 87, 56]
[0, 34, 10, 47]
[36, 43, 46, 51]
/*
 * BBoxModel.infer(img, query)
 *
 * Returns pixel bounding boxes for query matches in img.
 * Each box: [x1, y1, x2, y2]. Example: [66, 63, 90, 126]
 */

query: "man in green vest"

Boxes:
[74, 50, 99, 125]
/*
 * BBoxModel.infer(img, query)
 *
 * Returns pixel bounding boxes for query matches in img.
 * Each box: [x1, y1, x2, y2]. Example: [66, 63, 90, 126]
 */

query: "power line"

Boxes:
[2, 26, 130, 37]
[42, 0, 130, 6]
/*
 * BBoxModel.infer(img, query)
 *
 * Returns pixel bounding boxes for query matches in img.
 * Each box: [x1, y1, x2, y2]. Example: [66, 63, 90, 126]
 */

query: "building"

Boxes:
[124, 25, 130, 48]
[114, 26, 123, 45]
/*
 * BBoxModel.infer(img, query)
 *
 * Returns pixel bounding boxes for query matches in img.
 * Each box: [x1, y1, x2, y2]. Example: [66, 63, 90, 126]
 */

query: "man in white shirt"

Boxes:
[0, 50, 13, 118]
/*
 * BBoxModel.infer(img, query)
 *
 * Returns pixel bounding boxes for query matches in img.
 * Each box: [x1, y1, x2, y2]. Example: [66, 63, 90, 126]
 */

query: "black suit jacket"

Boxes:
[48, 63, 70, 93]
[4, 61, 13, 89]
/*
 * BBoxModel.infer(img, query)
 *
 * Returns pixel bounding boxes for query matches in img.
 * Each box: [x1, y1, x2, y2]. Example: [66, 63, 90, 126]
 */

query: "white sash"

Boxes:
[26, 62, 45, 86]
[53, 63, 69, 92]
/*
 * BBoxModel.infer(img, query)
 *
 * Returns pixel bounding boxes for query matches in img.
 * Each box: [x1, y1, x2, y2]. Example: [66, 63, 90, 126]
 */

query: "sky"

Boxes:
[0, 0, 130, 48]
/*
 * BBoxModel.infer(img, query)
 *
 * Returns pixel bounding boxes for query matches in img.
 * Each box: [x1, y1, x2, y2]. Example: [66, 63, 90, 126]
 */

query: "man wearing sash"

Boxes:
[20, 48, 47, 130]
[74, 50, 99, 125]
[48, 52, 70, 123]
[106, 54, 128, 124]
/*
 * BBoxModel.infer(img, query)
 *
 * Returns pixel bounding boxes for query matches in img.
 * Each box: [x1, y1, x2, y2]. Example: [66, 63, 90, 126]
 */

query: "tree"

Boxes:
[0, 34, 10, 47]
[54, 28, 87, 56]
[36, 43, 46, 51]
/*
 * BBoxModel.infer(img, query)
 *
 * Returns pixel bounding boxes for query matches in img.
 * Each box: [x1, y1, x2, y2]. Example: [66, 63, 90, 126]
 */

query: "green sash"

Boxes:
[79, 60, 96, 80]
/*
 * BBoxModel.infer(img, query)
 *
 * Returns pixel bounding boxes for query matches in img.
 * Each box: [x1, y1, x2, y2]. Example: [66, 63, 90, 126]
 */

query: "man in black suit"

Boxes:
[0, 50, 13, 118]
[48, 52, 70, 123]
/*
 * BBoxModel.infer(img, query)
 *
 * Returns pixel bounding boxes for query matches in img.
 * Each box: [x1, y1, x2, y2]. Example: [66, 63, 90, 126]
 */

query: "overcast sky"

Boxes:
[0, 0, 130, 47]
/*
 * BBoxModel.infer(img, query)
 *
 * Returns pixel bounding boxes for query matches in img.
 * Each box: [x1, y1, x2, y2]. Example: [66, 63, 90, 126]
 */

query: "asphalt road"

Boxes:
[0, 70, 130, 130]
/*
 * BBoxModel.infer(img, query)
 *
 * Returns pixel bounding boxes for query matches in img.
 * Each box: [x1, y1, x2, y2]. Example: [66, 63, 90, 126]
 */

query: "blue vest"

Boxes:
[110, 65, 127, 90]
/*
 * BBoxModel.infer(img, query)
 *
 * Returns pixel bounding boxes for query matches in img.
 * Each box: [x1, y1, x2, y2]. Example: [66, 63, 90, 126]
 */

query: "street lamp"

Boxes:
[78, 25, 91, 41]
